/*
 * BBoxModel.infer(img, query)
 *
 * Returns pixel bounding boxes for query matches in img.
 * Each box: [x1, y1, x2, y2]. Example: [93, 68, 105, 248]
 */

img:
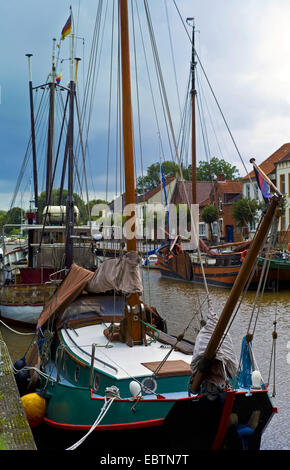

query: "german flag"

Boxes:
[61, 15, 72, 40]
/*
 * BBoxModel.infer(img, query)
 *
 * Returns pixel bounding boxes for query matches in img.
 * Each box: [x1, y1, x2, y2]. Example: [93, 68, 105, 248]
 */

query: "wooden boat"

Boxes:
[156, 23, 252, 289]
[0, 32, 99, 326]
[255, 252, 290, 289]
[17, 2, 279, 451]
[157, 242, 244, 288]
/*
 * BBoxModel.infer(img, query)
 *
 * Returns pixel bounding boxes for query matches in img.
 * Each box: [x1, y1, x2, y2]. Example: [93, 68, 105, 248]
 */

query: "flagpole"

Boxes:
[250, 158, 282, 197]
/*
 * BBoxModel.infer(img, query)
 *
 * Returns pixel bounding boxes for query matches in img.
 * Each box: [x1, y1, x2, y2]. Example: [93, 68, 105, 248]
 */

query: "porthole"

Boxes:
[74, 365, 80, 383]
[141, 377, 157, 394]
[93, 374, 100, 392]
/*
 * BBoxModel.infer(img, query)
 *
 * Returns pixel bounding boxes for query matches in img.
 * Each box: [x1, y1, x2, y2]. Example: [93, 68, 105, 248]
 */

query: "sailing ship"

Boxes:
[156, 23, 262, 289]
[17, 1, 279, 451]
[0, 19, 101, 326]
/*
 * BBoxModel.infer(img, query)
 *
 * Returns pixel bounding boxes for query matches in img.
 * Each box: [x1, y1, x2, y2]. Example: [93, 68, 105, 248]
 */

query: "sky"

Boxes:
[1, 0, 290, 211]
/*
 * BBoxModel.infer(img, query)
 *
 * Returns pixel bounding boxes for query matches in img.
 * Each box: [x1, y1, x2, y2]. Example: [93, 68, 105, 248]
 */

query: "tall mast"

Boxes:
[25, 53, 39, 223]
[120, 0, 144, 347]
[188, 18, 197, 205]
[45, 38, 57, 206]
[65, 29, 75, 269]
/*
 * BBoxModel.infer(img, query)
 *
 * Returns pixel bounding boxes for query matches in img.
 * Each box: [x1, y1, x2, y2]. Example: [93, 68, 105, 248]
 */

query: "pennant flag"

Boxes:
[61, 15, 72, 40]
[56, 73, 62, 84]
[253, 166, 273, 203]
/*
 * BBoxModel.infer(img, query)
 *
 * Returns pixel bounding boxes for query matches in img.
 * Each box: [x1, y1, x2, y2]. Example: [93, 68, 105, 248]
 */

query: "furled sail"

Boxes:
[86, 251, 143, 295]
[190, 308, 238, 387]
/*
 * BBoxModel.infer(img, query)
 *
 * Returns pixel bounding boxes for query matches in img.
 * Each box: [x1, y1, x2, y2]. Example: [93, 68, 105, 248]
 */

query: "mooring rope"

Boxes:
[65, 396, 116, 450]
[0, 319, 35, 336]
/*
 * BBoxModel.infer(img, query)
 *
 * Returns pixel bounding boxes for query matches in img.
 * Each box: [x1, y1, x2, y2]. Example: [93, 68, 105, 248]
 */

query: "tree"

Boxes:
[136, 161, 180, 194]
[196, 157, 240, 181]
[201, 204, 218, 242]
[0, 210, 7, 228]
[232, 197, 259, 237]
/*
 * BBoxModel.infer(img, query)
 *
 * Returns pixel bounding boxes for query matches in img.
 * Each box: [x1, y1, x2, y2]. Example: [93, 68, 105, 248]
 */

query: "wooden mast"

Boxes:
[45, 39, 57, 206]
[65, 30, 75, 269]
[119, 0, 144, 347]
[188, 18, 197, 205]
[190, 186, 282, 393]
[25, 54, 39, 224]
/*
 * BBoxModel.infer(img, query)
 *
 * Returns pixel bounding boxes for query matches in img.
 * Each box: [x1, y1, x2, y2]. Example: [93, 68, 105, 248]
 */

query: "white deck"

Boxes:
[61, 324, 192, 380]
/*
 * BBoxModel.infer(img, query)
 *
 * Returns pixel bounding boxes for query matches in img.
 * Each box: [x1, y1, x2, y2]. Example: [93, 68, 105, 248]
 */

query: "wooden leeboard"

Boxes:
[141, 360, 192, 377]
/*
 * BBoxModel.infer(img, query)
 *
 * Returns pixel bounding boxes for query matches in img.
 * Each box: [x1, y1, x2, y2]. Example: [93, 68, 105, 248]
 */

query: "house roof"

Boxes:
[213, 180, 242, 194]
[137, 176, 175, 203]
[170, 180, 213, 206]
[243, 143, 290, 180]
[274, 151, 290, 164]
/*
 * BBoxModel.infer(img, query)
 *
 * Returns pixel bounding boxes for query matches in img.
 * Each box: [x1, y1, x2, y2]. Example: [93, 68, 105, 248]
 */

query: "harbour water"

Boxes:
[1, 269, 289, 451]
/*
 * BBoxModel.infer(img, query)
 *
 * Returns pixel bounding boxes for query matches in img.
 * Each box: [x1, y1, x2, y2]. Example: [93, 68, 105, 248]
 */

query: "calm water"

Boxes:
[1, 269, 289, 451]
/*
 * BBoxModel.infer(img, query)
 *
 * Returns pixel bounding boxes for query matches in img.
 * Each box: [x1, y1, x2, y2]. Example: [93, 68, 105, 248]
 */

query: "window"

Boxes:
[288, 174, 290, 197]
[212, 221, 218, 236]
[280, 174, 285, 194]
[246, 184, 251, 199]
[254, 183, 259, 199]
[199, 222, 206, 237]
[219, 218, 223, 238]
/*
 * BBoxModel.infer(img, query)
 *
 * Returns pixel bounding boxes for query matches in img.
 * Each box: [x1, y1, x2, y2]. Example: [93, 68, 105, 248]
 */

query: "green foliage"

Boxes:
[136, 161, 180, 194]
[201, 204, 219, 241]
[87, 199, 110, 221]
[201, 204, 218, 224]
[232, 197, 259, 228]
[136, 157, 240, 195]
[196, 157, 240, 181]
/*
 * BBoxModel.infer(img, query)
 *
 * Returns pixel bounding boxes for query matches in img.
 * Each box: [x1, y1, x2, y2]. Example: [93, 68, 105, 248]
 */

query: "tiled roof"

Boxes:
[243, 143, 290, 180]
[170, 180, 213, 206]
[275, 151, 290, 164]
[214, 180, 242, 193]
[138, 176, 175, 202]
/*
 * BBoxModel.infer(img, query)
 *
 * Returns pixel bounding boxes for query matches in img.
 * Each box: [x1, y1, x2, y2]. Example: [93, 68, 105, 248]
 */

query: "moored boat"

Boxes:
[16, 1, 280, 452]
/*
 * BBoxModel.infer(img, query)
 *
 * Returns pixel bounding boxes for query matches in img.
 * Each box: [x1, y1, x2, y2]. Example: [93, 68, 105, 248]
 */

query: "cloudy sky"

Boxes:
[1, 0, 290, 211]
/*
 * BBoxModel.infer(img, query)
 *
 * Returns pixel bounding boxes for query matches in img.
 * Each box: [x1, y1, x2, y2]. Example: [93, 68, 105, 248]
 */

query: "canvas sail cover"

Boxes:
[36, 253, 143, 329]
[86, 251, 143, 295]
[36, 264, 94, 328]
[190, 308, 238, 385]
